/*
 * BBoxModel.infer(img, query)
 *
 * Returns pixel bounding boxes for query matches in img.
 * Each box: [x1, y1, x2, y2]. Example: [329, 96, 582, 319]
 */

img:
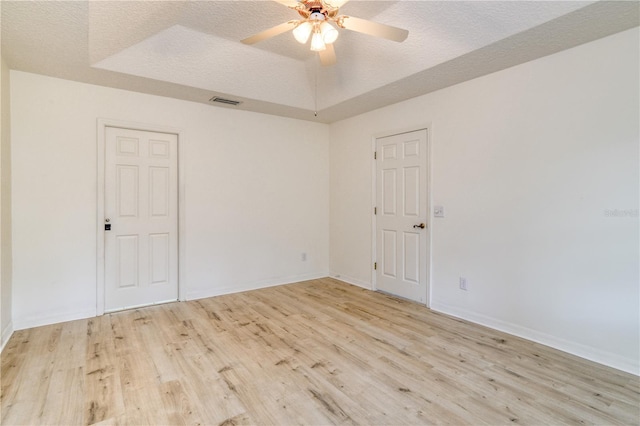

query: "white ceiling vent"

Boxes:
[209, 96, 242, 106]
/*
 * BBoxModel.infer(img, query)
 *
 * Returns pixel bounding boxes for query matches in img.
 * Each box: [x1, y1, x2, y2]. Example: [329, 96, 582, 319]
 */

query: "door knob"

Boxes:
[413, 223, 426, 229]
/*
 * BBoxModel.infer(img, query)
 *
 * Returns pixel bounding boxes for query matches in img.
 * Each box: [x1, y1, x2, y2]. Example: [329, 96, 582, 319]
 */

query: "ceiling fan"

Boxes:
[241, 0, 409, 66]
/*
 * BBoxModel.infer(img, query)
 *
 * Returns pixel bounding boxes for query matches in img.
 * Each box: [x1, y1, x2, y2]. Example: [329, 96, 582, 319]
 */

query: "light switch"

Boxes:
[434, 205, 445, 218]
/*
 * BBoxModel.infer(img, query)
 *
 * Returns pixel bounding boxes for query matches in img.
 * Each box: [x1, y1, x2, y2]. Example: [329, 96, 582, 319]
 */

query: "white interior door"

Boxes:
[375, 129, 428, 303]
[104, 127, 178, 312]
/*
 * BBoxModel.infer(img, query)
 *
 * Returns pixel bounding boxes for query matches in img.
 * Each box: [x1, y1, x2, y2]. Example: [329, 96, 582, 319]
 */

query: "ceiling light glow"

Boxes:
[320, 21, 338, 44]
[293, 21, 313, 44]
[310, 30, 326, 51]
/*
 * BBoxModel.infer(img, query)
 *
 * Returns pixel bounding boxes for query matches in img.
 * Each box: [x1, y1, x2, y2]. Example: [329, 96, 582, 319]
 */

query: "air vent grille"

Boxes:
[209, 96, 242, 106]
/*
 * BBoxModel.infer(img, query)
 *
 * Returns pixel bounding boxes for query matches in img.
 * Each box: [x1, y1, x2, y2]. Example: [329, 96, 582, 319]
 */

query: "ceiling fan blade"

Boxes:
[319, 43, 337, 66]
[339, 16, 408, 42]
[241, 21, 297, 45]
[324, 0, 350, 8]
[272, 0, 302, 7]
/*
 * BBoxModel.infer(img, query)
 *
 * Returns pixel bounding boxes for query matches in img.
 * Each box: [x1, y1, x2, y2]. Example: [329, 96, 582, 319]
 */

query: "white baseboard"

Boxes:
[1, 321, 13, 353]
[186, 272, 330, 301]
[430, 301, 639, 376]
[329, 273, 372, 290]
[13, 308, 97, 331]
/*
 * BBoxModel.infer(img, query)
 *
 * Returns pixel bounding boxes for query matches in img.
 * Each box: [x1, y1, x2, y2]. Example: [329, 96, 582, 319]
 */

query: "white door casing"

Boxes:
[104, 127, 178, 312]
[375, 129, 429, 303]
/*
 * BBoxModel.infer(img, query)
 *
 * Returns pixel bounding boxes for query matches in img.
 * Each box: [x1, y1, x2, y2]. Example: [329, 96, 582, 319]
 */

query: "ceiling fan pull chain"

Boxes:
[314, 60, 318, 117]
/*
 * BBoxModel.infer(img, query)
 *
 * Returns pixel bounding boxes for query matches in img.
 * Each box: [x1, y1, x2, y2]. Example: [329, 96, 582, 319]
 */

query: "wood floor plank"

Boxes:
[84, 316, 125, 425]
[2, 324, 65, 424]
[1, 278, 638, 425]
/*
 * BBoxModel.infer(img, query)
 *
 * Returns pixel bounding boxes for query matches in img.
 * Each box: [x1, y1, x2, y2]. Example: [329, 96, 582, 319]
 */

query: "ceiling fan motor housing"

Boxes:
[297, 0, 339, 20]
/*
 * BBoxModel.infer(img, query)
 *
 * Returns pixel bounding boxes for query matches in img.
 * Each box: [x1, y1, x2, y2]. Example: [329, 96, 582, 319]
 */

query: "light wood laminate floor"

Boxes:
[1, 278, 638, 425]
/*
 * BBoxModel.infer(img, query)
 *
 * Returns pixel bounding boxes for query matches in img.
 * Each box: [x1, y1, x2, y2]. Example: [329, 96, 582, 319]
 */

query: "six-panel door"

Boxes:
[376, 129, 428, 303]
[104, 127, 178, 312]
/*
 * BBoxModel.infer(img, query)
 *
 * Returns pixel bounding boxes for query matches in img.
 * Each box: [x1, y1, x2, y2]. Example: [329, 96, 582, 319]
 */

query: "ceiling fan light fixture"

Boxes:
[242, 0, 409, 65]
[320, 21, 338, 44]
[310, 30, 326, 51]
[293, 21, 312, 44]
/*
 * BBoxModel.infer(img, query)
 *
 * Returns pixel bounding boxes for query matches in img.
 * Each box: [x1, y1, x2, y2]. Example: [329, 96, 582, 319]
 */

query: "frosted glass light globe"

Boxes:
[320, 22, 338, 44]
[293, 22, 312, 44]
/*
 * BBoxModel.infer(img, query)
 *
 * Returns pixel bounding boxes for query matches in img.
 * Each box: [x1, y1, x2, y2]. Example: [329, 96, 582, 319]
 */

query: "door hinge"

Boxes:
[374, 151, 377, 160]
[374, 207, 377, 215]
[374, 262, 377, 270]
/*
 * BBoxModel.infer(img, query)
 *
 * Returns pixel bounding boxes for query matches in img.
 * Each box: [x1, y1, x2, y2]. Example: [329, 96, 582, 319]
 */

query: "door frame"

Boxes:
[96, 118, 186, 316]
[371, 126, 432, 307]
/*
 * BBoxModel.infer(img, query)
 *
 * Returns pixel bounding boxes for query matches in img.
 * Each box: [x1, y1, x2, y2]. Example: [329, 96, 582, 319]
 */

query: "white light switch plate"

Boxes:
[434, 205, 445, 217]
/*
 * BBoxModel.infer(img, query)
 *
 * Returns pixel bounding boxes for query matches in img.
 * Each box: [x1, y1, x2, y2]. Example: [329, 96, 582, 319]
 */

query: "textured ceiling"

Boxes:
[2, 1, 638, 123]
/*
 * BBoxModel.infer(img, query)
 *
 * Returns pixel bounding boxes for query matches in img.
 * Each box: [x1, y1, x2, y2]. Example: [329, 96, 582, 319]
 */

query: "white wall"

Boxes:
[329, 28, 639, 374]
[1, 54, 13, 350]
[10, 72, 329, 329]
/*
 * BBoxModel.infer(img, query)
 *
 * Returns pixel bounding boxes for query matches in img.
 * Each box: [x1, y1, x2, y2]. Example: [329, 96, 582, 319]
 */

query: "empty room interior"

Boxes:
[0, 0, 639, 424]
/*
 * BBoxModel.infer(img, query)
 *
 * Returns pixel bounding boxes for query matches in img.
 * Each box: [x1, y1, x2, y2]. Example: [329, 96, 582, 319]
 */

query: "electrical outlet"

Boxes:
[301, 252, 307, 261]
[459, 277, 468, 291]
